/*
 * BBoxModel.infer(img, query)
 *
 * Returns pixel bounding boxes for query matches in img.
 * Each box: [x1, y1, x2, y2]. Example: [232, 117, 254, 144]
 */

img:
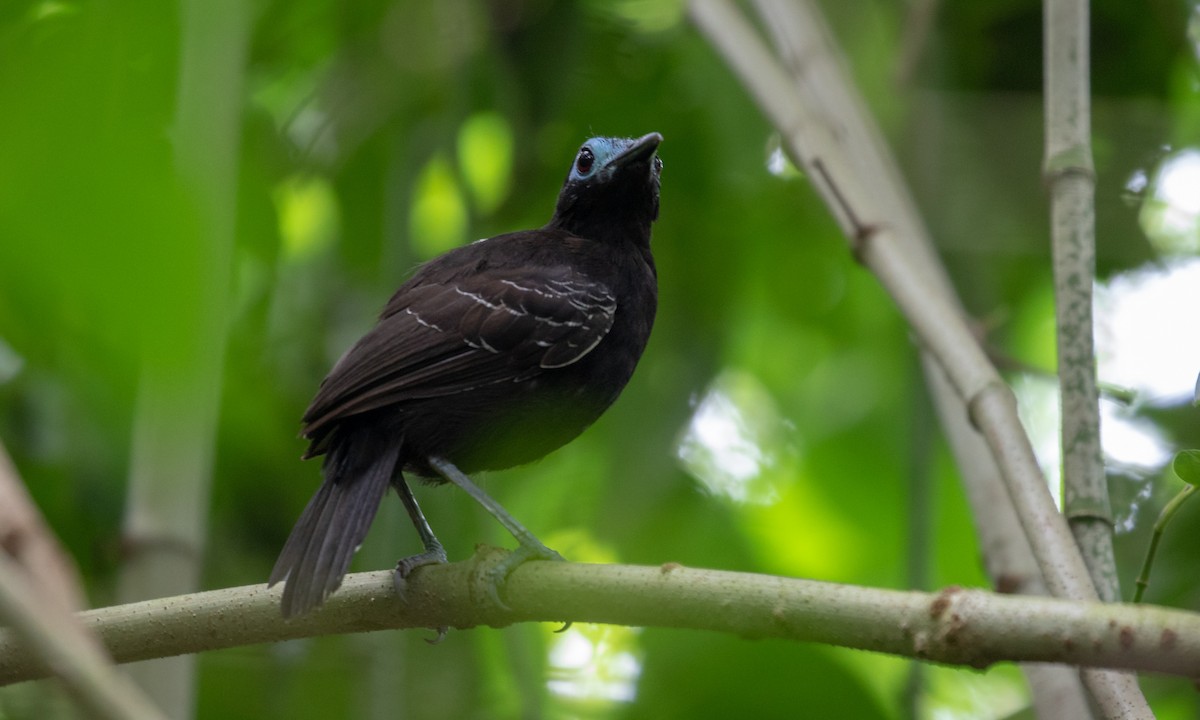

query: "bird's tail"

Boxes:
[269, 428, 399, 618]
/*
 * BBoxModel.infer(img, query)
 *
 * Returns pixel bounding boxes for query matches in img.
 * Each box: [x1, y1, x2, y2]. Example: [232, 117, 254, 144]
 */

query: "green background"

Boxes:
[1, 0, 1198, 718]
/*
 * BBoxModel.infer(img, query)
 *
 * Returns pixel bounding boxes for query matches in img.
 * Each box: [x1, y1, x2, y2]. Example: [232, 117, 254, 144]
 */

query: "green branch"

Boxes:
[2, 550, 1199, 686]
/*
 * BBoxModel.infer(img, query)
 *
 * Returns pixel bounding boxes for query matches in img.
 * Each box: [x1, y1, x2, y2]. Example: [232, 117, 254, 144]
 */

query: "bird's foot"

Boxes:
[393, 544, 450, 642]
[393, 544, 449, 599]
[482, 540, 566, 611]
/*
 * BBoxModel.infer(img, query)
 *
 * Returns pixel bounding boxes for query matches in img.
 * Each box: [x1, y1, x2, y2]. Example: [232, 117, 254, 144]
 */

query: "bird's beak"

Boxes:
[611, 132, 663, 169]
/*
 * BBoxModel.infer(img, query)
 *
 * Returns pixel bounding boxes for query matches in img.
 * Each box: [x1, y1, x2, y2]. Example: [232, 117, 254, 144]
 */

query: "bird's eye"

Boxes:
[576, 148, 595, 175]
[653, 156, 663, 173]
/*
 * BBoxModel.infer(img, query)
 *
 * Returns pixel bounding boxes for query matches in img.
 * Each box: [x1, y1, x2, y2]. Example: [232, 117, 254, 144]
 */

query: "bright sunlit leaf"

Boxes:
[410, 154, 468, 258]
[29, 1, 78, 21]
[923, 663, 1029, 720]
[457, 112, 513, 214]
[273, 174, 340, 260]
[677, 368, 866, 578]
[1140, 148, 1200, 254]
[765, 135, 802, 178]
[589, 0, 684, 33]
[677, 369, 790, 506]
[538, 531, 643, 714]
[546, 624, 644, 712]
[1011, 374, 1063, 507]
[1097, 258, 1200, 403]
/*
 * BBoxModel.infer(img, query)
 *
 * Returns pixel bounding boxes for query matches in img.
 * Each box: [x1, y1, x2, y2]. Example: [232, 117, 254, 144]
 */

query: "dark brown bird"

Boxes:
[269, 133, 663, 617]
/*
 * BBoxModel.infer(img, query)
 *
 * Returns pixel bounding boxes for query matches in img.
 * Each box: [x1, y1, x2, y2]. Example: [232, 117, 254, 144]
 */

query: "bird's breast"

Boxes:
[410, 253, 656, 475]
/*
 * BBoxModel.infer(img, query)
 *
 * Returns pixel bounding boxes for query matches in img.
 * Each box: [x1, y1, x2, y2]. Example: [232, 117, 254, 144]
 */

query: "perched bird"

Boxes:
[269, 132, 664, 617]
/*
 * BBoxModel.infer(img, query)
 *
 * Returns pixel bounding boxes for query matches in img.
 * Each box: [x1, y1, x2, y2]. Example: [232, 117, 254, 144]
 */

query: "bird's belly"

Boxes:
[398, 349, 638, 478]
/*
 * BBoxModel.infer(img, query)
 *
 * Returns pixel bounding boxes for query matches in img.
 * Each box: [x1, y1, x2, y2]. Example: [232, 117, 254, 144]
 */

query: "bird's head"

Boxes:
[549, 132, 663, 245]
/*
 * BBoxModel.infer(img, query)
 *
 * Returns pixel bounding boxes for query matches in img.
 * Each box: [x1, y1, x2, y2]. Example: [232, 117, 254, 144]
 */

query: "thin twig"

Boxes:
[1133, 484, 1196, 603]
[0, 444, 165, 720]
[0, 440, 87, 615]
[0, 555, 166, 720]
[894, 0, 941, 87]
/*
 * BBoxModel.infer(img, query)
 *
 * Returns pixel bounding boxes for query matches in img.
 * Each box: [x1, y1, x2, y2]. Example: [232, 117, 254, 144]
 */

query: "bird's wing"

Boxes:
[301, 266, 616, 438]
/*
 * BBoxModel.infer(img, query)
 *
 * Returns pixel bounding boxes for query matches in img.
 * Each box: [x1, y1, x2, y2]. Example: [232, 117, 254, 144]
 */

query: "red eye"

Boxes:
[576, 148, 594, 174]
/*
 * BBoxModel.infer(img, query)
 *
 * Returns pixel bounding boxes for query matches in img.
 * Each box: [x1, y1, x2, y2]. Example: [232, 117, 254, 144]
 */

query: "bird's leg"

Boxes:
[391, 474, 448, 586]
[428, 455, 565, 607]
[390, 474, 451, 643]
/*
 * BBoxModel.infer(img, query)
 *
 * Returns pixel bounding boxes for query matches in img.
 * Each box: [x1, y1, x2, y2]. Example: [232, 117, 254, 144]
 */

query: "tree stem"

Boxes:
[2, 556, 1198, 687]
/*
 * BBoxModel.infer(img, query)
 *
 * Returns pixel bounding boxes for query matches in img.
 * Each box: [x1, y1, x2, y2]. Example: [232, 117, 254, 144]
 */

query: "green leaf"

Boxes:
[457, 112, 513, 214]
[409, 154, 468, 258]
[274, 174, 340, 260]
[1173, 450, 1200, 486]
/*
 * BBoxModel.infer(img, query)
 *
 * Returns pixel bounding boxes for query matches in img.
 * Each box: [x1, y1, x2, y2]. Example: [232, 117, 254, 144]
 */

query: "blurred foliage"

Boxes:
[1, 0, 1199, 718]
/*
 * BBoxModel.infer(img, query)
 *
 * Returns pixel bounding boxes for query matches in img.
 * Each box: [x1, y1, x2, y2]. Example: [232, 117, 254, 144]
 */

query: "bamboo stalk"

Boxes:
[115, 0, 251, 716]
[1043, 0, 1120, 603]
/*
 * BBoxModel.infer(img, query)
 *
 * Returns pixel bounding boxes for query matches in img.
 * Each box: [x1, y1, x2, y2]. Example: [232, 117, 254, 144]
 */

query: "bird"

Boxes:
[269, 132, 664, 618]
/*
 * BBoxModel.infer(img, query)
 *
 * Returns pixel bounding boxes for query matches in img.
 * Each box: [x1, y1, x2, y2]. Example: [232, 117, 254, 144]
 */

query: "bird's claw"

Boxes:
[482, 542, 566, 611]
[392, 545, 449, 602]
[392, 547, 450, 643]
